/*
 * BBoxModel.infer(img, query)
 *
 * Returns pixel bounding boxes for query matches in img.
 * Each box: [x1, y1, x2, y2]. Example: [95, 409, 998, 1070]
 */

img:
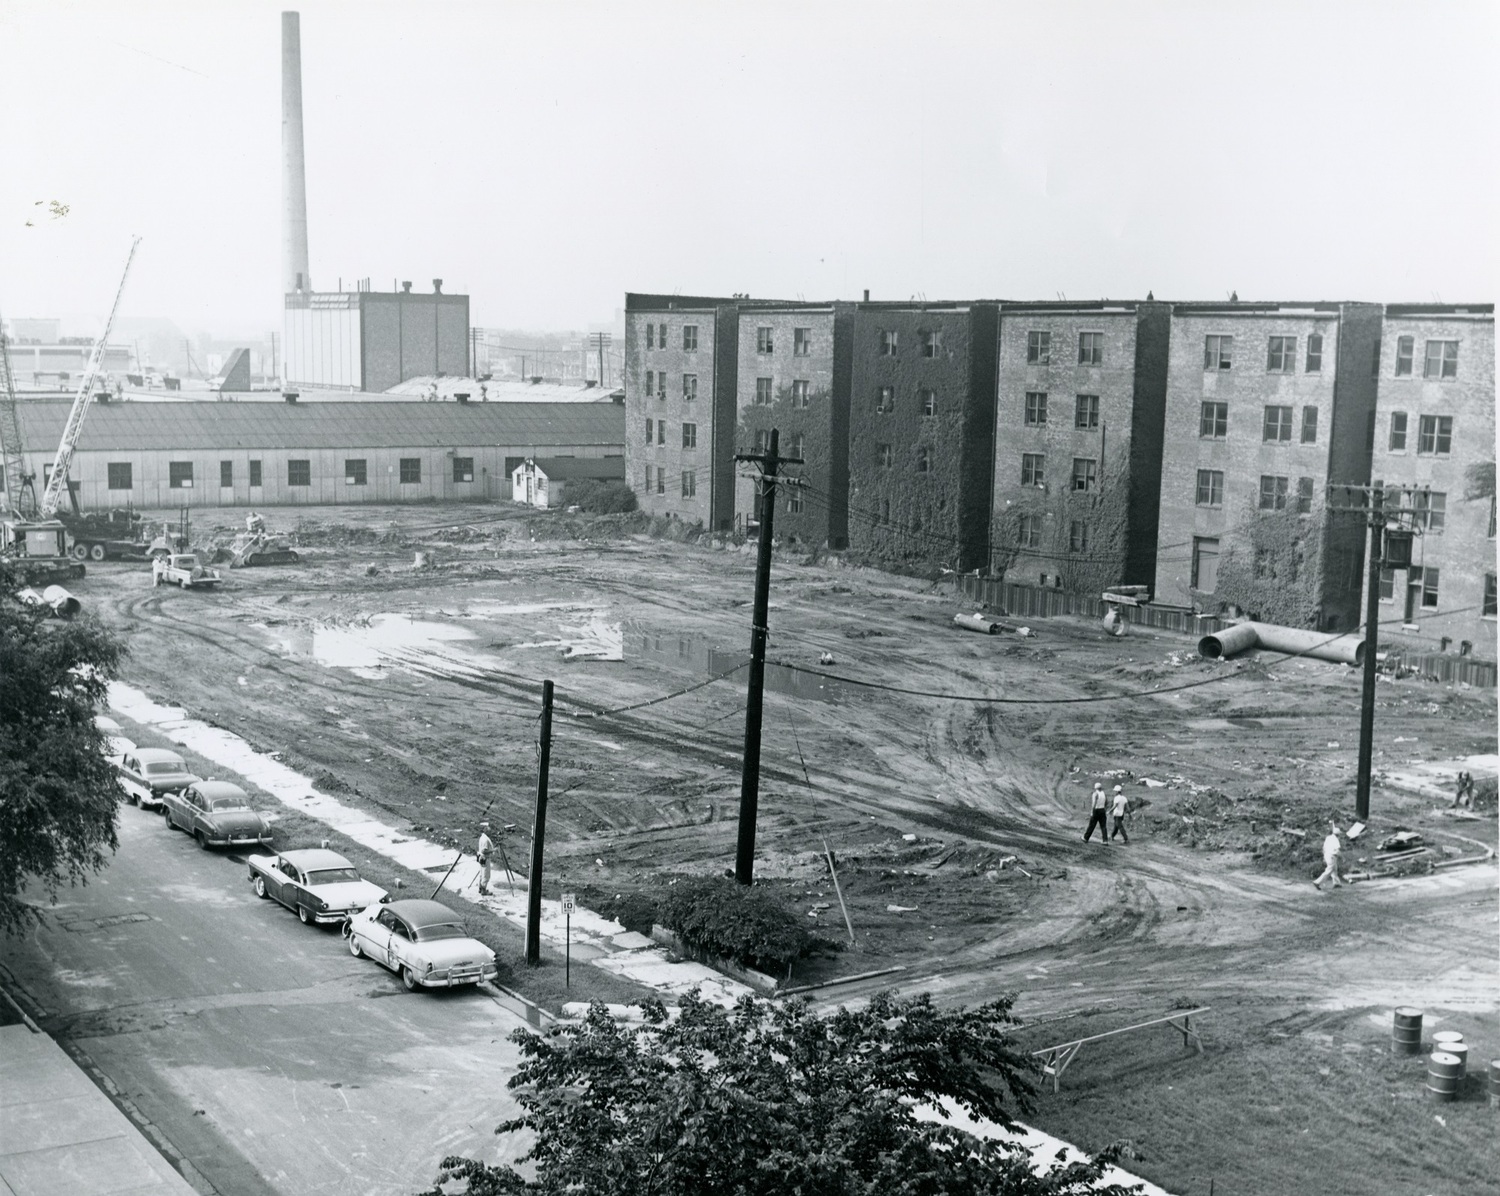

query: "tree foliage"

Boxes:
[563, 479, 638, 515]
[1206, 501, 1331, 627]
[659, 875, 822, 974]
[421, 990, 1138, 1196]
[0, 562, 125, 933]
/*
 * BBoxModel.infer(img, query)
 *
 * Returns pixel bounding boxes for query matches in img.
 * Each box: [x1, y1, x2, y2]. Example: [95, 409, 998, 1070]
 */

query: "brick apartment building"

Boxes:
[1366, 305, 1496, 658]
[845, 302, 999, 572]
[624, 294, 744, 529]
[991, 300, 1170, 592]
[1153, 301, 1383, 629]
[732, 303, 854, 547]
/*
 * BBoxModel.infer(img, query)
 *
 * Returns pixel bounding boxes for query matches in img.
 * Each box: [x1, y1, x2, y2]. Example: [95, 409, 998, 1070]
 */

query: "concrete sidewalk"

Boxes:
[0, 1022, 198, 1196]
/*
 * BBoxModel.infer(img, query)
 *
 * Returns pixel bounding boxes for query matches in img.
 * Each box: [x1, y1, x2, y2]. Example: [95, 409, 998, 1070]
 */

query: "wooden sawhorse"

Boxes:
[1032, 1006, 1209, 1093]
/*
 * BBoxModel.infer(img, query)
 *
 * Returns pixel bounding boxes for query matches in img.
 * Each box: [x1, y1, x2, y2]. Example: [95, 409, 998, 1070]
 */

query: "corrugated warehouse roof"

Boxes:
[14, 399, 625, 453]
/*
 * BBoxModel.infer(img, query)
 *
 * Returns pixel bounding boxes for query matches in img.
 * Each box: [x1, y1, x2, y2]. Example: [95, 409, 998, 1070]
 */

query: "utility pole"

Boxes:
[732, 428, 803, 885]
[525, 679, 554, 965]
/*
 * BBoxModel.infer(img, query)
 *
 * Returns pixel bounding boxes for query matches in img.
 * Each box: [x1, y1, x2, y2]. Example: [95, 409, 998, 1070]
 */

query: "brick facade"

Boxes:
[991, 302, 1169, 592]
[1367, 306, 1496, 659]
[1153, 302, 1382, 629]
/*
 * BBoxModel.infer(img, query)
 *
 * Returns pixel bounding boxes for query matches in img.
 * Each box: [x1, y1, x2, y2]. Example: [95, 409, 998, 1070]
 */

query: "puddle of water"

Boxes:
[313, 615, 475, 674]
[707, 648, 844, 704]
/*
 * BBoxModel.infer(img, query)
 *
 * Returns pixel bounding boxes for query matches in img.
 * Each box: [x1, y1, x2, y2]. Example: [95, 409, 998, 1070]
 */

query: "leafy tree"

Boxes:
[0, 562, 125, 934]
[421, 990, 1138, 1196]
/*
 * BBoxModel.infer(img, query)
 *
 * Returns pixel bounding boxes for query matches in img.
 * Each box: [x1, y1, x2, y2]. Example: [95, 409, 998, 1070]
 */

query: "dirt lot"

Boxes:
[86, 503, 1498, 1195]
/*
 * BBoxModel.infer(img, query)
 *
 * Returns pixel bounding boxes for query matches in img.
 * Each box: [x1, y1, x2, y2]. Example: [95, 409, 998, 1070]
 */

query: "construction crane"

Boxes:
[0, 306, 35, 514]
[38, 236, 141, 517]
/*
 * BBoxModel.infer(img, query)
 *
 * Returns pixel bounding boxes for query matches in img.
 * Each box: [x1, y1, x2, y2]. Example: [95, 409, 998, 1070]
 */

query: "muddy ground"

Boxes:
[81, 502, 1498, 1194]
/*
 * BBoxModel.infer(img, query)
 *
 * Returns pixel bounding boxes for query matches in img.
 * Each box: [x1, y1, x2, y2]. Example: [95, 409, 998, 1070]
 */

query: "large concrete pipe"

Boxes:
[1199, 621, 1364, 665]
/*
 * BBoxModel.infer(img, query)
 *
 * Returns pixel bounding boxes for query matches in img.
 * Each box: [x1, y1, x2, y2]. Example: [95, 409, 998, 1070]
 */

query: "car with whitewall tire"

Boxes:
[344, 899, 497, 991]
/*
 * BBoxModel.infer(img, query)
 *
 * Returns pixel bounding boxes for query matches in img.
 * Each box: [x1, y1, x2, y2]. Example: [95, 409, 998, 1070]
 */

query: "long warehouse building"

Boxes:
[12, 399, 625, 508]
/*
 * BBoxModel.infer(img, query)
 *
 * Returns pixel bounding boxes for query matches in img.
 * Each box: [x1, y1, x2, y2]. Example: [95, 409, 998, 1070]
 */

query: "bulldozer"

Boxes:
[227, 512, 300, 568]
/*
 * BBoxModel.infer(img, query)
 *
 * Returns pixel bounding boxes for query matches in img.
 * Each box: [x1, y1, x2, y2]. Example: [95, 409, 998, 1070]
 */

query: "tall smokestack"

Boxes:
[282, 11, 311, 295]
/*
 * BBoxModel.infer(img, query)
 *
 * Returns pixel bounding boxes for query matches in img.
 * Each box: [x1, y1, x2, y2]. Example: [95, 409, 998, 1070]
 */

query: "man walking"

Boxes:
[476, 823, 494, 896]
[1451, 771, 1475, 809]
[1084, 783, 1110, 844]
[1109, 784, 1130, 843]
[1314, 822, 1343, 891]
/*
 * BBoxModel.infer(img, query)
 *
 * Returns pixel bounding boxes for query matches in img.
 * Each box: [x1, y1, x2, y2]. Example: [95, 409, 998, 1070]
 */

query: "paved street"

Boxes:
[1, 803, 534, 1196]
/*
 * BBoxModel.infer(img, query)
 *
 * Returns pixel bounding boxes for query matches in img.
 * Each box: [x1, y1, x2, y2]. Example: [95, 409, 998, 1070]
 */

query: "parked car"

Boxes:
[115, 748, 200, 809]
[103, 734, 137, 766]
[344, 898, 497, 991]
[152, 552, 221, 589]
[162, 780, 272, 849]
[246, 848, 387, 925]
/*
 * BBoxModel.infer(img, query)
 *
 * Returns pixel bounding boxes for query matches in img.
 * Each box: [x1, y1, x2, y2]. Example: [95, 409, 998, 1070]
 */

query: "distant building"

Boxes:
[14, 399, 623, 508]
[732, 302, 854, 546]
[845, 301, 999, 572]
[1367, 304, 1496, 658]
[1153, 301, 1383, 629]
[1, 333, 132, 390]
[992, 300, 1170, 591]
[511, 456, 628, 509]
[283, 281, 469, 393]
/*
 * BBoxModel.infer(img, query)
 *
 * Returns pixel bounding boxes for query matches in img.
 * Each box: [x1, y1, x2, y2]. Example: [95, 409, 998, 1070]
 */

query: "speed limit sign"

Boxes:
[560, 893, 576, 915]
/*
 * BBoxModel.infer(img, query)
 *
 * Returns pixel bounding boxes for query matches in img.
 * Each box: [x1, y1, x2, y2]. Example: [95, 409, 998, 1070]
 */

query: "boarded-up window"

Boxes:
[1192, 537, 1220, 592]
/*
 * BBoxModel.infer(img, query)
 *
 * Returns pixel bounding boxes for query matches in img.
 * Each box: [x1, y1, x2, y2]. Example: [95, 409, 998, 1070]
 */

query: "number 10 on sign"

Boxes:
[560, 893, 575, 986]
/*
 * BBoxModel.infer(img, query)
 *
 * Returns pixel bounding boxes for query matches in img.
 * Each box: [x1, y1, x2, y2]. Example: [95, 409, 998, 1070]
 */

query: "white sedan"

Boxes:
[344, 898, 498, 992]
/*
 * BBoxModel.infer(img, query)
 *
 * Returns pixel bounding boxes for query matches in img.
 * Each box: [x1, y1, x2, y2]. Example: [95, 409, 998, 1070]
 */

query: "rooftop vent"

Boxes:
[401, 281, 412, 293]
[284, 391, 299, 404]
[530, 376, 543, 385]
[454, 392, 470, 404]
[432, 279, 443, 294]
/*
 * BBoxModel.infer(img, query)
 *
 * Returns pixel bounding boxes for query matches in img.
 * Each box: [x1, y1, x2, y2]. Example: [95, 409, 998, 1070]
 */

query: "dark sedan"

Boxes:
[162, 780, 273, 850]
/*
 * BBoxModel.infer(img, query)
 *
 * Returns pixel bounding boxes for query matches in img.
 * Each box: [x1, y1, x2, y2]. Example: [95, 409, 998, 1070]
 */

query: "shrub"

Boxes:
[563, 479, 637, 514]
[659, 876, 817, 974]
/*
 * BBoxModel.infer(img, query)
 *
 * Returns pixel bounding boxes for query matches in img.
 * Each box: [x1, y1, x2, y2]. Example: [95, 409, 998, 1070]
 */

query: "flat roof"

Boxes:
[14, 399, 625, 453]
[1384, 303, 1494, 318]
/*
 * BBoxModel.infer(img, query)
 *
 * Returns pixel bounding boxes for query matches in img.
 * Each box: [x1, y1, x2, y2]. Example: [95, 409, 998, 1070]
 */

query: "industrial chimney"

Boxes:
[282, 12, 311, 295]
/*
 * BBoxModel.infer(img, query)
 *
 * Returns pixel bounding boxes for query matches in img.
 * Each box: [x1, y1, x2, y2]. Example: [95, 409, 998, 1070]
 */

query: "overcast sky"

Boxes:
[2, 0, 1496, 338]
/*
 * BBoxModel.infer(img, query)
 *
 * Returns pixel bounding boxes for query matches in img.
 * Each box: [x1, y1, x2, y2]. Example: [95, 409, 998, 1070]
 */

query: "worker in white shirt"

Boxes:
[476, 823, 494, 896]
[1313, 823, 1343, 891]
[1084, 783, 1110, 844]
[1109, 785, 1130, 843]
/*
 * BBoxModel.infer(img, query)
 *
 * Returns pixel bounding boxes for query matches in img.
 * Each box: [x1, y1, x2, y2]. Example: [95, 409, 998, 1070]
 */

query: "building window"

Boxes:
[1296, 476, 1315, 514]
[788, 488, 803, 514]
[220, 461, 233, 488]
[644, 464, 653, 494]
[1410, 490, 1446, 532]
[757, 327, 773, 354]
[682, 325, 698, 352]
[1199, 401, 1228, 439]
[877, 443, 893, 468]
[920, 330, 941, 358]
[1027, 331, 1051, 365]
[1300, 406, 1318, 444]
[1025, 392, 1048, 426]
[1071, 457, 1097, 492]
[879, 330, 898, 356]
[1485, 574, 1497, 618]
[1069, 520, 1089, 552]
[645, 324, 655, 350]
[921, 389, 936, 417]
[916, 446, 931, 473]
[656, 468, 665, 495]
[1259, 474, 1289, 510]
[107, 462, 132, 490]
[792, 380, 810, 408]
[645, 369, 654, 398]
[681, 469, 697, 498]
[682, 374, 697, 401]
[682, 422, 697, 450]
[656, 419, 666, 446]
[250, 460, 262, 487]
[1417, 414, 1453, 454]
[1266, 335, 1296, 373]
[453, 457, 473, 483]
[755, 377, 773, 406]
[1191, 537, 1220, 592]
[1378, 566, 1394, 601]
[656, 372, 666, 400]
[1195, 469, 1223, 507]
[1305, 333, 1323, 373]
[1074, 394, 1099, 430]
[290, 459, 313, 487]
[793, 327, 811, 356]
[755, 430, 770, 454]
[1423, 339, 1458, 379]
[1416, 566, 1440, 609]
[1262, 405, 1294, 442]
[169, 461, 194, 489]
[1394, 335, 1414, 376]
[1078, 332, 1103, 365]
[1021, 453, 1045, 487]
[1018, 514, 1041, 548]
[789, 433, 804, 459]
[1389, 412, 1408, 451]
[645, 417, 653, 444]
[1204, 335, 1233, 371]
[1371, 337, 1382, 378]
[875, 386, 894, 413]
[1490, 494, 1497, 539]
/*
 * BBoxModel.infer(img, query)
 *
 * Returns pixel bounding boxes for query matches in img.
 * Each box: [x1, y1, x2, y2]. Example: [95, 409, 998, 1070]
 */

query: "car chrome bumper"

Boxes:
[212, 834, 272, 847]
[420, 966, 498, 988]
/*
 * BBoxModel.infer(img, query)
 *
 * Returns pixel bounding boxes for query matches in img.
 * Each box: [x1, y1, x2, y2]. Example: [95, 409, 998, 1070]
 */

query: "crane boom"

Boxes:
[0, 309, 31, 513]
[39, 236, 141, 517]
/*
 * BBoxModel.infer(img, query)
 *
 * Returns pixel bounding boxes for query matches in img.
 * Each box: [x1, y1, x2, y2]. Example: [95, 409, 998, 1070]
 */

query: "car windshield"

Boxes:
[306, 868, 360, 885]
[177, 555, 198, 566]
[413, 923, 468, 942]
[206, 797, 249, 810]
[146, 762, 184, 775]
